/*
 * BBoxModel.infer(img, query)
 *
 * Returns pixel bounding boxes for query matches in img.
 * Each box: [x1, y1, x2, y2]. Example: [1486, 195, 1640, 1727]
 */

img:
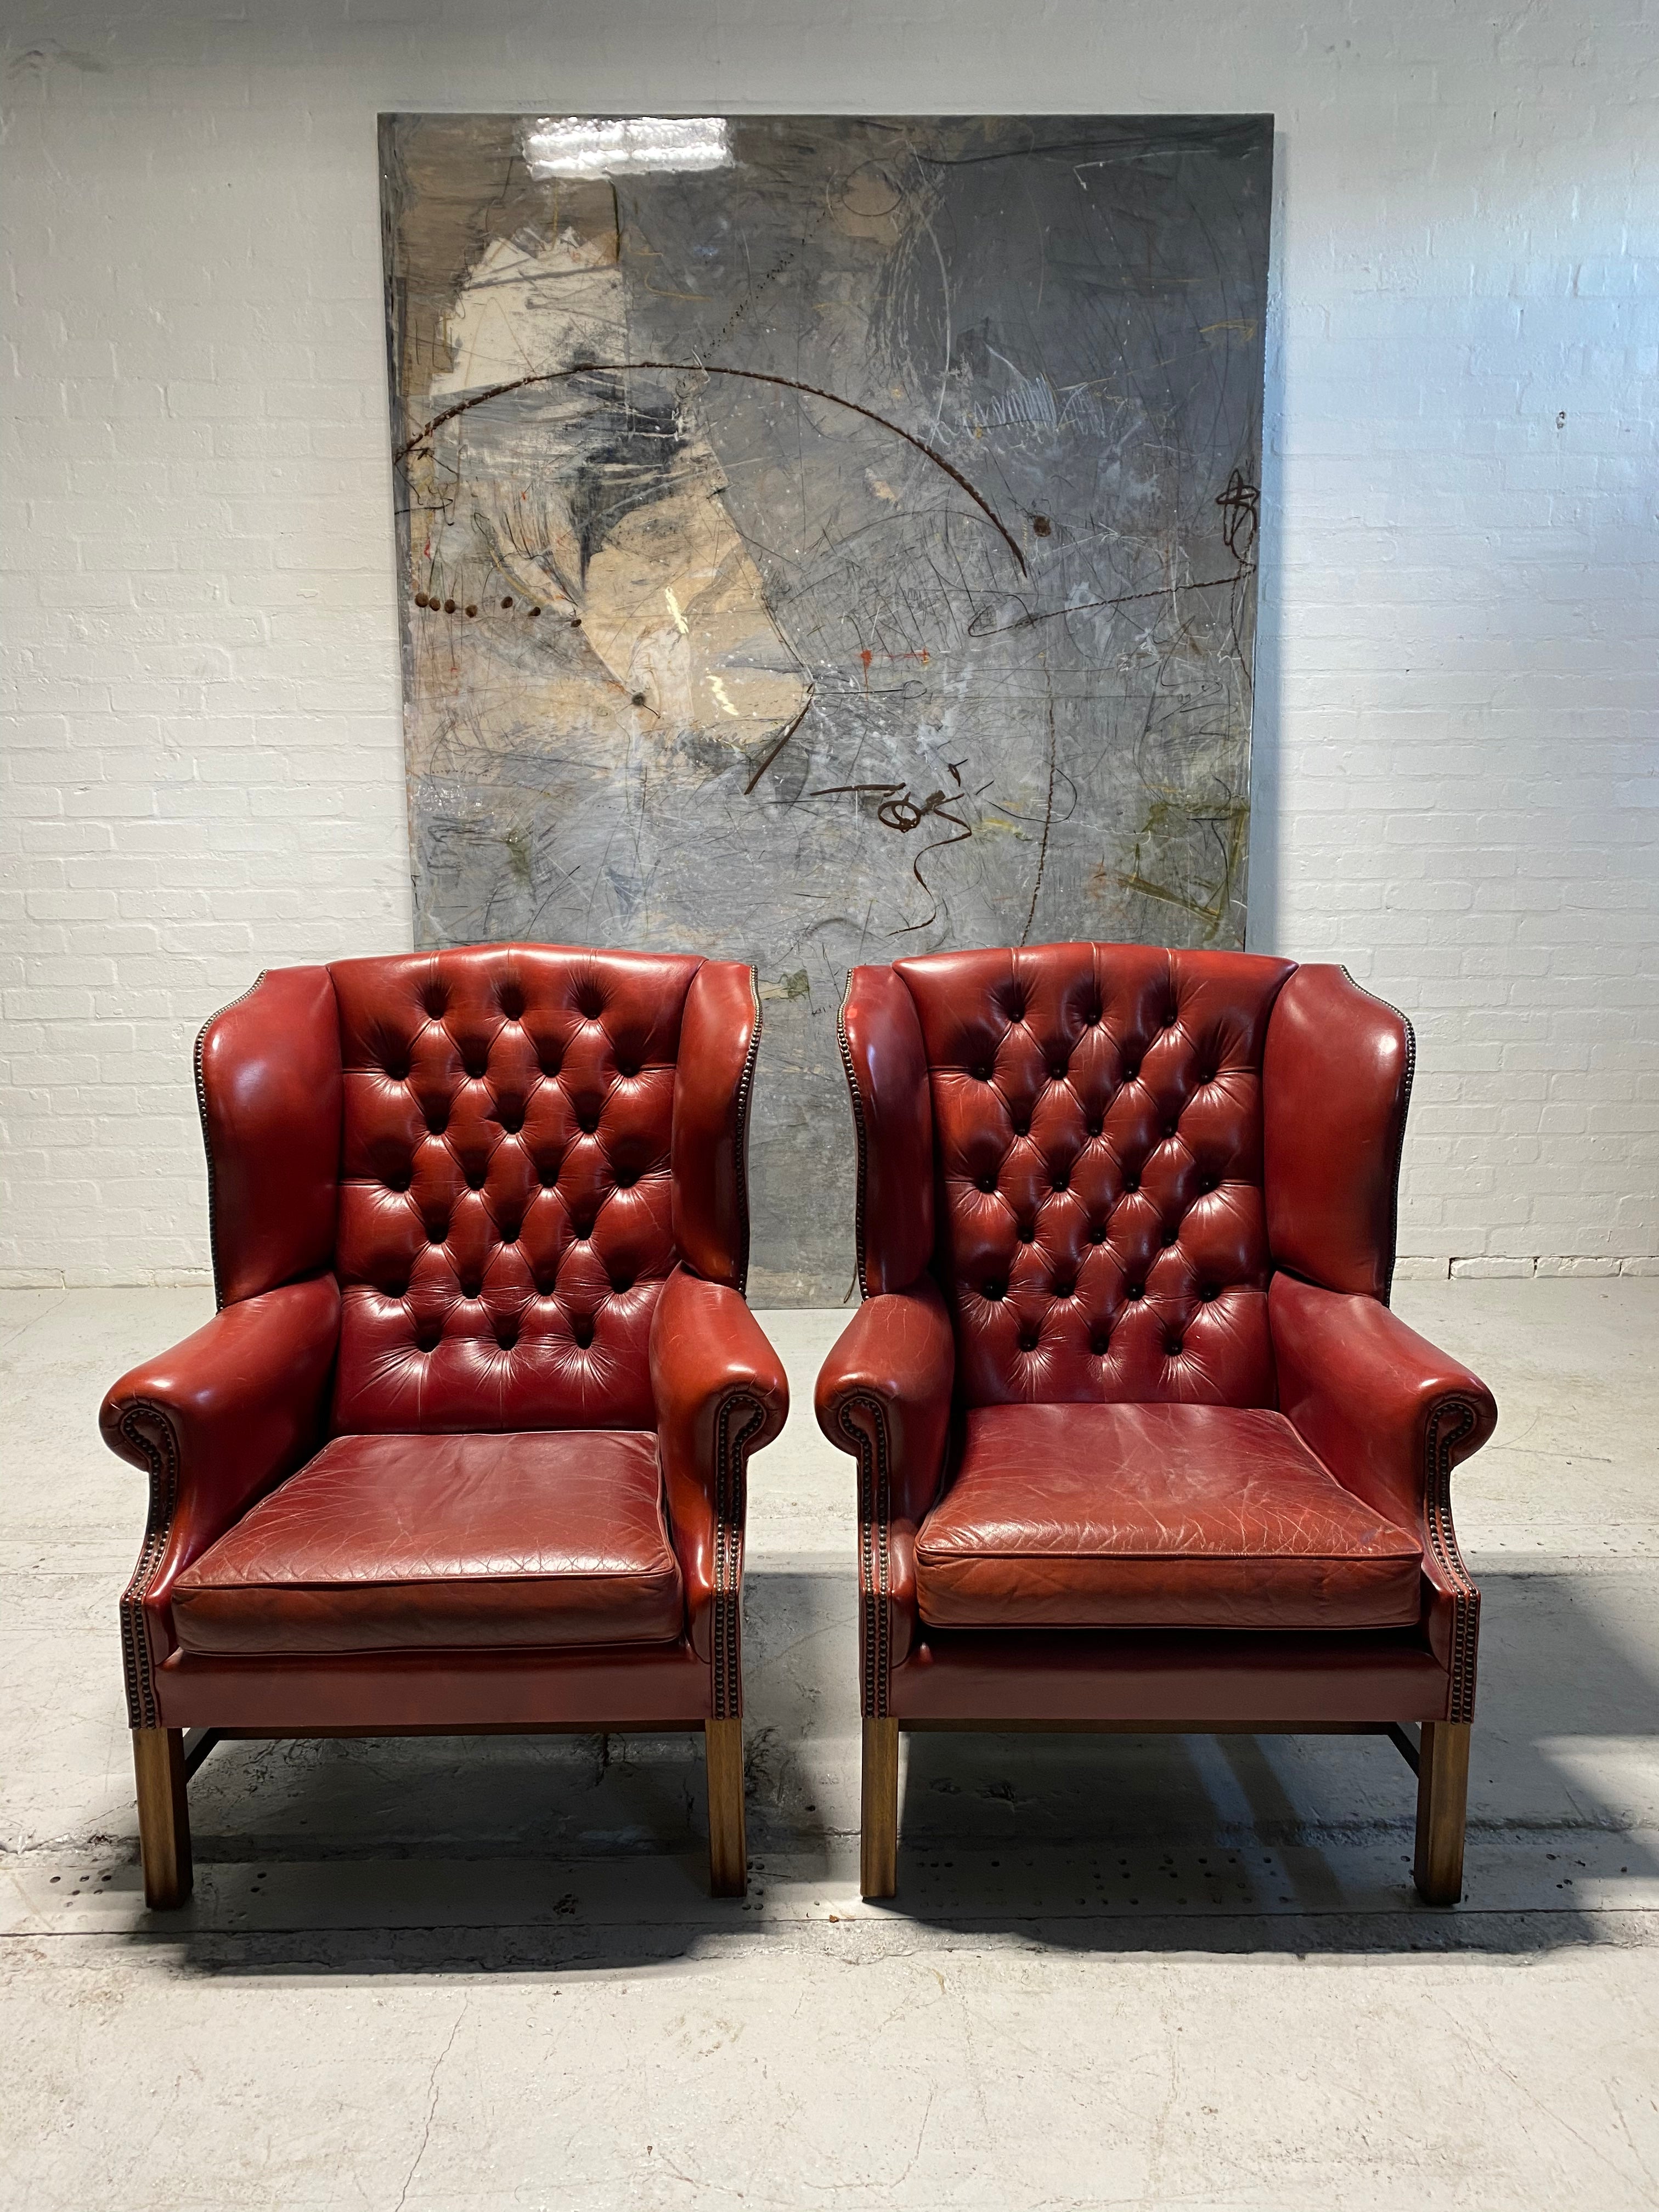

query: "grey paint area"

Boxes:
[380, 114, 1271, 1302]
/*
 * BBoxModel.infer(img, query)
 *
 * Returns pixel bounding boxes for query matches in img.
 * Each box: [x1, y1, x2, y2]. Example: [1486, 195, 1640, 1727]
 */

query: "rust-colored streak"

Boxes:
[742, 685, 817, 796]
[396, 361, 1028, 575]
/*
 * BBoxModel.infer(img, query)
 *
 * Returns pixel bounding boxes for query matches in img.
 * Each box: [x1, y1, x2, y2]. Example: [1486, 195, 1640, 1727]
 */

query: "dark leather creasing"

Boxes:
[816, 940, 1497, 1732]
[915, 1402, 1424, 1632]
[101, 944, 789, 1733]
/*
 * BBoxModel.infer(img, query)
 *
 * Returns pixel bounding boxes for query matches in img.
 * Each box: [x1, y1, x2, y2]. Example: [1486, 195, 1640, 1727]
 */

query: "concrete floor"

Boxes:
[3, 1280, 1657, 2209]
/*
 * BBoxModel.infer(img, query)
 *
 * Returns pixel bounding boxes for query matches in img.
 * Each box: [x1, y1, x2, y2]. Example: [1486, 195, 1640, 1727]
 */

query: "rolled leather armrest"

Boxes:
[1271, 1273, 1496, 1537]
[650, 1266, 788, 1700]
[814, 1276, 955, 1697]
[99, 1273, 341, 1723]
[1271, 1271, 1496, 1716]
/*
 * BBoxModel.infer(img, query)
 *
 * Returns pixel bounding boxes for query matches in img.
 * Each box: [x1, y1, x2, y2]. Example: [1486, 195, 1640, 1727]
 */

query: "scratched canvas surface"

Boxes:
[379, 113, 1271, 1301]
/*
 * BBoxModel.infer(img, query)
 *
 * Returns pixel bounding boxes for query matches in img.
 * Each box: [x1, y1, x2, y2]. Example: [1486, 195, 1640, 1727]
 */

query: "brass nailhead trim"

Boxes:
[1424, 1393, 1482, 1724]
[838, 1391, 893, 1719]
[115, 1400, 179, 1731]
[710, 1391, 766, 1720]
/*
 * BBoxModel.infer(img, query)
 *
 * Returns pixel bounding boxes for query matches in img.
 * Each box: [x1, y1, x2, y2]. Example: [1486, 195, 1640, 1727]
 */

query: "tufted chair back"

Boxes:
[844, 942, 1316, 1410]
[195, 945, 759, 1435]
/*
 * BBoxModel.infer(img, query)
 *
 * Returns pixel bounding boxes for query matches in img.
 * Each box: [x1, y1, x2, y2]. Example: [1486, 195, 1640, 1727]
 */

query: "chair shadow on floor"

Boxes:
[141, 1561, 1659, 1974]
[882, 1556, 1659, 1955]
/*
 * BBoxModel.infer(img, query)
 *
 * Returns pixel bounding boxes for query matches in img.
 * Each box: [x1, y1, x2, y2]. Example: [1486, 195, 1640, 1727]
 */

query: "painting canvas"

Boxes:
[379, 113, 1272, 1301]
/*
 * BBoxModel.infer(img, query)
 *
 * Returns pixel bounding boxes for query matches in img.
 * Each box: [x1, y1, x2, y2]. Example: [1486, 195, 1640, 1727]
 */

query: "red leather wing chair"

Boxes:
[815, 944, 1496, 1904]
[101, 945, 787, 1906]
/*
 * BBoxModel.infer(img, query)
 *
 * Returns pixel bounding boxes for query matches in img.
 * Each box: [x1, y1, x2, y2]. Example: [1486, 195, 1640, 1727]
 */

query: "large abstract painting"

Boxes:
[379, 113, 1272, 1301]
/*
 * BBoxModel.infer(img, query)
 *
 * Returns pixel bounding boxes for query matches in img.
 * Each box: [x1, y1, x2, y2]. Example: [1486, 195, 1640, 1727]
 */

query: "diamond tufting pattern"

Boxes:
[331, 946, 703, 1432]
[894, 943, 1296, 1408]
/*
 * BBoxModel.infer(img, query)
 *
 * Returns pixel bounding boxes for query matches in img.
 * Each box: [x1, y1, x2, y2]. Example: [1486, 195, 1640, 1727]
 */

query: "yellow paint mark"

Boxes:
[1200, 320, 1258, 340]
[664, 586, 690, 636]
[707, 674, 741, 719]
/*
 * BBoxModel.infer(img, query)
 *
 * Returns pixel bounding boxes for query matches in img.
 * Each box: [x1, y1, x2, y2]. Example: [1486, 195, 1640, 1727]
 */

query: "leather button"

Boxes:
[1166, 1338, 1184, 1356]
[1162, 1228, 1177, 1246]
[1123, 1175, 1139, 1193]
[499, 1221, 520, 1243]
[1088, 1224, 1107, 1243]
[571, 1316, 594, 1347]
[1122, 1063, 1139, 1081]
[1052, 1172, 1069, 1192]
[416, 1324, 441, 1352]
[465, 1171, 483, 1192]
[1201, 1284, 1218, 1301]
[427, 1221, 448, 1244]
[1087, 1118, 1103, 1137]
[1126, 1284, 1143, 1300]
[498, 991, 524, 1019]
[1164, 1120, 1178, 1138]
[1199, 1176, 1217, 1193]
[1018, 1331, 1039, 1352]
[499, 1110, 523, 1133]
[578, 1113, 599, 1135]
[1008, 999, 1026, 1022]
[386, 1064, 409, 1083]
[422, 990, 445, 1018]
[1049, 1063, 1066, 1081]
[1163, 1007, 1178, 1028]
[427, 1114, 449, 1136]
[1087, 1007, 1102, 1025]
[615, 1170, 637, 1189]
[616, 1061, 639, 1078]
[972, 1063, 991, 1081]
[495, 1323, 519, 1350]
[1012, 1119, 1030, 1137]
[461, 1280, 482, 1299]
[464, 1059, 487, 1080]
[978, 1173, 997, 1193]
[1091, 1334, 1110, 1355]
[983, 1280, 1005, 1301]
[571, 1220, 593, 1241]
[1054, 1280, 1075, 1298]
[1019, 1224, 1037, 1243]
[578, 992, 602, 1019]
[612, 1275, 634, 1294]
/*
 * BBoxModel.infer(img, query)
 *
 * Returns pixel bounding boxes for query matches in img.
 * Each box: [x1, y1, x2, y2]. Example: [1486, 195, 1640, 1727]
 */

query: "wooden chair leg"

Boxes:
[861, 1716, 899, 1899]
[705, 1718, 747, 1897]
[1413, 1720, 1471, 1905]
[132, 1726, 193, 1909]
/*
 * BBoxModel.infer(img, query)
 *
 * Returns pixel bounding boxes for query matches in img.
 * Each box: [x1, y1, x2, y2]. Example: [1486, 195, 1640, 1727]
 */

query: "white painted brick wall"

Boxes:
[2, 1, 1656, 1287]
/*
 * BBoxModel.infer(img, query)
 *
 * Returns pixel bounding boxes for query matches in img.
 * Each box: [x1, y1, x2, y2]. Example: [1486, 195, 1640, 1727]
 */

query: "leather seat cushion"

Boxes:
[171, 1431, 684, 1656]
[915, 1403, 1422, 1631]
